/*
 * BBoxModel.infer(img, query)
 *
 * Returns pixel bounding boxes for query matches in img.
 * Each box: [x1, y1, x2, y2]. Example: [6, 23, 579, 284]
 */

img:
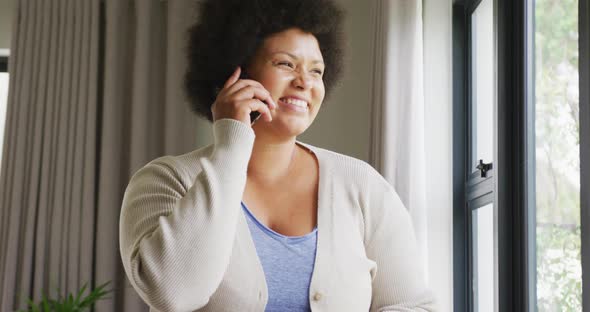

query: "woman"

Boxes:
[119, 0, 437, 311]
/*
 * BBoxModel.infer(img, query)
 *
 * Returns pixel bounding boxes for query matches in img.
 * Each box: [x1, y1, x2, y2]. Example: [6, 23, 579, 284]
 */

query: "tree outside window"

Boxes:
[535, 0, 582, 310]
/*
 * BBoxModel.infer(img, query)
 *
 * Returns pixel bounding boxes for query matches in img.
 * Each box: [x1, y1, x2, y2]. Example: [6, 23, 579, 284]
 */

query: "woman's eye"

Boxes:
[278, 61, 294, 68]
[312, 69, 323, 75]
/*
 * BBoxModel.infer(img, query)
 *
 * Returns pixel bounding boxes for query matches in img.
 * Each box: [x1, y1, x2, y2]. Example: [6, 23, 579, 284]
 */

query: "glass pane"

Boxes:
[471, 0, 495, 171]
[472, 203, 495, 312]
[535, 0, 582, 310]
[0, 72, 8, 172]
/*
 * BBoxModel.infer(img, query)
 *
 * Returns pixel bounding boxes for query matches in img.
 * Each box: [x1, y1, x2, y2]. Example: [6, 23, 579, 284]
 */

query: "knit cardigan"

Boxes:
[119, 118, 437, 312]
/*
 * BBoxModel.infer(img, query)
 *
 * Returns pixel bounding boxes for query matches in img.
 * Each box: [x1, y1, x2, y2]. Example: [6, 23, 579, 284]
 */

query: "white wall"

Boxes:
[0, 0, 14, 50]
[299, 0, 372, 161]
[424, 0, 454, 311]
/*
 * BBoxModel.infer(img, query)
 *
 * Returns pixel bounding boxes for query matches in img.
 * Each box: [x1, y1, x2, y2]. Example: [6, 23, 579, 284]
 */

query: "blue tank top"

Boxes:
[241, 202, 318, 312]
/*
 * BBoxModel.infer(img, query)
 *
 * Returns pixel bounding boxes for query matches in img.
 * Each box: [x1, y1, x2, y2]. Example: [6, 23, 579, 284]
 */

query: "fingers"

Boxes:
[220, 68, 277, 109]
[232, 85, 277, 109]
[223, 66, 241, 88]
[225, 78, 271, 99]
[225, 77, 264, 91]
[243, 99, 273, 122]
[212, 67, 277, 125]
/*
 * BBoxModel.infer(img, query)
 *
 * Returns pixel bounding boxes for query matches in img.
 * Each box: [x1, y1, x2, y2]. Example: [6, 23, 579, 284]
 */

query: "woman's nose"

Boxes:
[292, 72, 312, 90]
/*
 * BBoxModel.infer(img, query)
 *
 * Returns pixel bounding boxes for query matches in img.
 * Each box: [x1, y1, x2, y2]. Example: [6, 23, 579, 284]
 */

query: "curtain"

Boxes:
[0, 0, 208, 311]
[0, 1, 100, 309]
[368, 0, 429, 279]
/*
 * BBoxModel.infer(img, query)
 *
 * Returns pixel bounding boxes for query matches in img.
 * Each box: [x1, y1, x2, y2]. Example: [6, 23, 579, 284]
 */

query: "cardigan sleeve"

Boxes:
[119, 119, 255, 312]
[364, 171, 438, 312]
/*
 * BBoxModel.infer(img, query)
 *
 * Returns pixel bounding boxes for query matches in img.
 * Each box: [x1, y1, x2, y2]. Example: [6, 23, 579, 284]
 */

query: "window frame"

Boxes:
[495, 0, 536, 310]
[0, 57, 7, 73]
[452, 3, 469, 310]
[456, 0, 589, 311]
[454, 0, 535, 310]
[454, 0, 499, 310]
[579, 0, 590, 310]
[496, 0, 590, 310]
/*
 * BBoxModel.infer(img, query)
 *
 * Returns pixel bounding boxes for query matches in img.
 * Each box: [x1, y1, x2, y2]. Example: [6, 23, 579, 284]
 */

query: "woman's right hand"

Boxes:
[211, 66, 277, 126]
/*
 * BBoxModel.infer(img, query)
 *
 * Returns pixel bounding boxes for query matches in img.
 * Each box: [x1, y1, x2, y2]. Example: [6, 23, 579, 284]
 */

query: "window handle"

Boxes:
[476, 160, 493, 178]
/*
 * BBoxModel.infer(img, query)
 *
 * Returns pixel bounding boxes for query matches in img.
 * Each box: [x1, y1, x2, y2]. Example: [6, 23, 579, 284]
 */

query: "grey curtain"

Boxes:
[0, 0, 210, 311]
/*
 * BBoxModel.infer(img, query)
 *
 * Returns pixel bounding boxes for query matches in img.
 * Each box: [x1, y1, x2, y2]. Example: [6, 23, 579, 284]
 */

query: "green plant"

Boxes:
[18, 281, 112, 312]
[537, 225, 582, 311]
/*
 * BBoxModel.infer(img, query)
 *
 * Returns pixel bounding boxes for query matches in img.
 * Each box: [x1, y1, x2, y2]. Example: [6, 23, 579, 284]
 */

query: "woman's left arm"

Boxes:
[363, 173, 438, 312]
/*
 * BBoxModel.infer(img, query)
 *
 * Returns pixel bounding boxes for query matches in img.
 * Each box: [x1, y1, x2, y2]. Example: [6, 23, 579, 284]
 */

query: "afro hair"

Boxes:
[184, 0, 346, 122]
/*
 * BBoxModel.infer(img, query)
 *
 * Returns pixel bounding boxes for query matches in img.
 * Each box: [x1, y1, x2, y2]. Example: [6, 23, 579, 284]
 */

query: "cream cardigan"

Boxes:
[119, 119, 437, 312]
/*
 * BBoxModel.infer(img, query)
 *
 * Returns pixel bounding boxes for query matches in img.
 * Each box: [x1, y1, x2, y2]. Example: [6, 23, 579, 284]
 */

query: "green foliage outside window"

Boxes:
[535, 0, 582, 310]
[537, 225, 581, 311]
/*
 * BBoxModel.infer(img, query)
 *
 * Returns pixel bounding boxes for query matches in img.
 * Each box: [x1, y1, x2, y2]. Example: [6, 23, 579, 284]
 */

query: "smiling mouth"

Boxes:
[279, 97, 308, 107]
[278, 98, 309, 112]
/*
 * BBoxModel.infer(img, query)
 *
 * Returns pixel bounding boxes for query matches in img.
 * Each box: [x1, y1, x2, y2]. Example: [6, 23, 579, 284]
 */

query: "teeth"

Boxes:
[281, 98, 308, 107]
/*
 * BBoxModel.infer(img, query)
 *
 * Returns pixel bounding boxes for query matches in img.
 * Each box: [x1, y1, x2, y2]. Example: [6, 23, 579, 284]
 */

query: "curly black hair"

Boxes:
[184, 0, 346, 122]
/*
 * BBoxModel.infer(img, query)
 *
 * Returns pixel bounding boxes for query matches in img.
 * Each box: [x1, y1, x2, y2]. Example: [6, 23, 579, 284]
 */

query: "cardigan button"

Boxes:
[258, 291, 262, 300]
[313, 292, 322, 301]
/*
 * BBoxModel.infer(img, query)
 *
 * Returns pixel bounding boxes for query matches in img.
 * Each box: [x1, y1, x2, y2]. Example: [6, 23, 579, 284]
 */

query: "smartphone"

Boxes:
[239, 71, 263, 125]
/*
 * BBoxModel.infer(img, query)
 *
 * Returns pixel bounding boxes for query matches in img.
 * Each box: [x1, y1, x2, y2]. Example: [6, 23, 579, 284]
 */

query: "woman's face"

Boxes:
[246, 27, 326, 138]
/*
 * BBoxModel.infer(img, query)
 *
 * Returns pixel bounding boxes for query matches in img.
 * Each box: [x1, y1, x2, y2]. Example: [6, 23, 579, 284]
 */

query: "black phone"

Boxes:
[239, 71, 263, 124]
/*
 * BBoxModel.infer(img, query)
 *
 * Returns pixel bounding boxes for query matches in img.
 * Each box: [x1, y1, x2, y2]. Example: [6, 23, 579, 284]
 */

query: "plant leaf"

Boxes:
[78, 281, 112, 308]
[26, 298, 40, 312]
[74, 282, 88, 305]
[41, 293, 51, 312]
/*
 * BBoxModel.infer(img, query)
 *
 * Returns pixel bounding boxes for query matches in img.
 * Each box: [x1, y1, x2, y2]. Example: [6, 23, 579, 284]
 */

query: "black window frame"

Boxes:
[495, 0, 535, 309]
[454, 0, 500, 310]
[452, 2, 469, 310]
[0, 56, 7, 73]
[454, 0, 530, 310]
[579, 0, 590, 310]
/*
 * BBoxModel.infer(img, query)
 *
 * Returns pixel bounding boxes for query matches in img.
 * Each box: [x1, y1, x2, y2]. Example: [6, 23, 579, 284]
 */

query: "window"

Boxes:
[0, 54, 8, 171]
[454, 0, 589, 311]
[467, 0, 496, 311]
[453, 0, 498, 311]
